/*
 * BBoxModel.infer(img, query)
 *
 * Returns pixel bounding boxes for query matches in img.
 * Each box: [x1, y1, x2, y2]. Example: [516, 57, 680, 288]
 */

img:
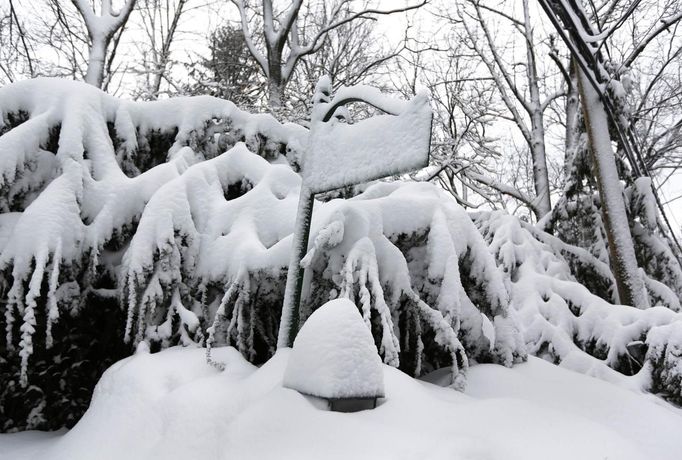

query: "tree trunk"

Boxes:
[564, 62, 580, 158]
[577, 69, 649, 309]
[266, 43, 285, 112]
[523, 0, 551, 218]
[268, 80, 284, 112]
[529, 111, 551, 217]
[85, 36, 107, 88]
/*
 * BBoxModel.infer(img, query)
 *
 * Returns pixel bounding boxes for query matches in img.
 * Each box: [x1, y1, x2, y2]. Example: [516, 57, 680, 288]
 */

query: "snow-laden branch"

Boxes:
[282, 1, 427, 83]
[230, 0, 269, 77]
[461, 166, 541, 218]
[478, 211, 682, 404]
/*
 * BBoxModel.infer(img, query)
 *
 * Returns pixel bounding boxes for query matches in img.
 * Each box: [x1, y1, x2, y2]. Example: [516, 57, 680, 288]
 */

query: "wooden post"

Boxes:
[277, 186, 315, 348]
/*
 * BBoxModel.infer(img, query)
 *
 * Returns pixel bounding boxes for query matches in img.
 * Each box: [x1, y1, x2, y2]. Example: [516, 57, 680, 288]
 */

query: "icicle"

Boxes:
[45, 241, 62, 349]
[358, 275, 373, 326]
[5, 300, 15, 351]
[367, 267, 401, 367]
[124, 273, 137, 343]
[206, 280, 239, 371]
[129, 271, 165, 344]
[232, 275, 252, 358]
[198, 282, 209, 325]
[19, 251, 49, 387]
[6, 279, 25, 351]
[246, 299, 256, 362]
[415, 330, 424, 376]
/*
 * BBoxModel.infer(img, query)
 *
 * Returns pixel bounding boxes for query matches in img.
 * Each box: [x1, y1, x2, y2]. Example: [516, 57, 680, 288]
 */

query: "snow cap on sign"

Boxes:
[283, 298, 385, 399]
[303, 86, 432, 193]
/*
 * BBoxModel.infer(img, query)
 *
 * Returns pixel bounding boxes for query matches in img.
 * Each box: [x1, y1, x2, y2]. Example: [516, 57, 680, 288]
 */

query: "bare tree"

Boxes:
[229, 0, 425, 111]
[134, 0, 191, 99]
[282, 7, 410, 122]
[1, 0, 36, 83]
[626, 4, 682, 189]
[452, 0, 565, 219]
[71, 0, 136, 88]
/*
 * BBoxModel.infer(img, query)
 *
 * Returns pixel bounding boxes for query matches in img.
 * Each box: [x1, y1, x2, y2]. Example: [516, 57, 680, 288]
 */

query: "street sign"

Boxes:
[277, 78, 433, 348]
[304, 89, 432, 193]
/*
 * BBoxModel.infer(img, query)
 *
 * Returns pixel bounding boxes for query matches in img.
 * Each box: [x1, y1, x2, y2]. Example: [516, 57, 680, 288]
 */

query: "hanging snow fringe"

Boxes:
[0, 78, 305, 386]
[120, 150, 525, 387]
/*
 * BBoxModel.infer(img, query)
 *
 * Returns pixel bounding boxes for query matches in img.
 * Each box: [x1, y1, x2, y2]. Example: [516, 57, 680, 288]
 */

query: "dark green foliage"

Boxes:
[1, 296, 129, 432]
[185, 25, 263, 109]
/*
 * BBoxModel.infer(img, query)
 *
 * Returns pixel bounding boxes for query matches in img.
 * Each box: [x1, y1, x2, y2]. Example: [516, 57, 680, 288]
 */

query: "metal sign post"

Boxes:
[277, 78, 433, 348]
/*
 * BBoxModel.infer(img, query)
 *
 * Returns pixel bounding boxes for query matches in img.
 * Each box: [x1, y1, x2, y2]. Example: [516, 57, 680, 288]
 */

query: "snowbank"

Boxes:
[2, 346, 681, 460]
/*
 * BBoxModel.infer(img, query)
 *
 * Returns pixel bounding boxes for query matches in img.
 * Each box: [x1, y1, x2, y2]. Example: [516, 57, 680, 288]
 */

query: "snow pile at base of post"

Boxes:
[283, 298, 384, 399]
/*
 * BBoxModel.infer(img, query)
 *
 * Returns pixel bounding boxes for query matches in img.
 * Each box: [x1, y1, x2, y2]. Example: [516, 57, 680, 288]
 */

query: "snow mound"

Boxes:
[2, 346, 681, 460]
[283, 299, 384, 399]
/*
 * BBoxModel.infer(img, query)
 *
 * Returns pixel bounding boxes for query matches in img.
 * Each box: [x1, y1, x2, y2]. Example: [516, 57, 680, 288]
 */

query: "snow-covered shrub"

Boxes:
[0, 297, 129, 432]
[121, 148, 526, 385]
[626, 177, 682, 308]
[4, 76, 681, 432]
[478, 211, 682, 403]
[0, 78, 304, 430]
[0, 78, 526, 430]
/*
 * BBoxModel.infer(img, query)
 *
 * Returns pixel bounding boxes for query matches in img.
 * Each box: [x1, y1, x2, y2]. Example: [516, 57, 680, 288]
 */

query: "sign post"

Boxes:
[277, 77, 433, 348]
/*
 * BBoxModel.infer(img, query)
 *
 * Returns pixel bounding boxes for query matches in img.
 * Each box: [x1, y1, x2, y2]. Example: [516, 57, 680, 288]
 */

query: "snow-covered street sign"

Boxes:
[278, 78, 433, 348]
[304, 84, 432, 193]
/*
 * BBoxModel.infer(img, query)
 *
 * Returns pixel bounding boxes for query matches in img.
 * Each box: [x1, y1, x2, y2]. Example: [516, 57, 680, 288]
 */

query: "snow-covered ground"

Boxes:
[2, 346, 681, 460]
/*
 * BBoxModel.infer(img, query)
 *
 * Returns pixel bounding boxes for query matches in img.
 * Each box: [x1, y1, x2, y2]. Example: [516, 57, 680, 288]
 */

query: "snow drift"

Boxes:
[3, 345, 682, 460]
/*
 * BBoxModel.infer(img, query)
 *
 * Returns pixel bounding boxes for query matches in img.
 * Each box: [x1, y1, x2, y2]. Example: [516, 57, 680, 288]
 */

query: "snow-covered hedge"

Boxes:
[120, 147, 527, 384]
[478, 211, 682, 402]
[0, 78, 304, 430]
[1, 78, 682, 432]
[0, 79, 525, 430]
